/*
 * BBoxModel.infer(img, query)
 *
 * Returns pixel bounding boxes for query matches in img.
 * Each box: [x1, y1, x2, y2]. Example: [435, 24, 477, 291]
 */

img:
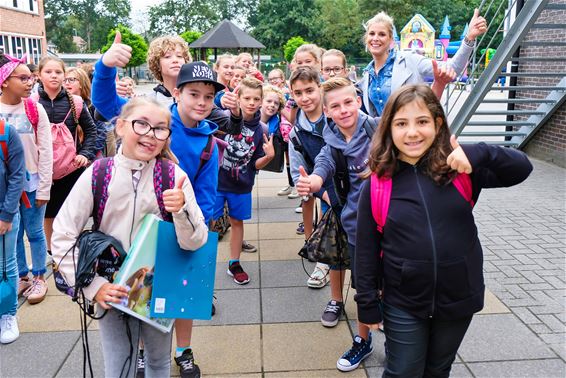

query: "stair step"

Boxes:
[510, 57, 566, 62]
[459, 141, 520, 147]
[467, 121, 537, 126]
[521, 41, 566, 47]
[474, 110, 546, 115]
[531, 24, 566, 29]
[494, 86, 566, 91]
[460, 131, 528, 137]
[481, 98, 556, 104]
[499, 72, 566, 77]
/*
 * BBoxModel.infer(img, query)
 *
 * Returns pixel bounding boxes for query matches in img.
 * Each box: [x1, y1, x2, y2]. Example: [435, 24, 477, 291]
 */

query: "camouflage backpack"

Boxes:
[298, 207, 350, 268]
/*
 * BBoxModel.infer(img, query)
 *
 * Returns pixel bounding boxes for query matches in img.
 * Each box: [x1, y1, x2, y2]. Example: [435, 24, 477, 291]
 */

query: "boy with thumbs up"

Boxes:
[215, 77, 275, 285]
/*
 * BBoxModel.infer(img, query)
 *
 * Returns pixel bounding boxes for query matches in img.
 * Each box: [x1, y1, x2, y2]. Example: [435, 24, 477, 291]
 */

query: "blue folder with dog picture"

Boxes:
[150, 221, 218, 320]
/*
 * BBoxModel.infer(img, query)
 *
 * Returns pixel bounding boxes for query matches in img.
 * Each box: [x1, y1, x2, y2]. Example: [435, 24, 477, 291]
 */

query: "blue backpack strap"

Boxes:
[91, 158, 114, 231]
[153, 158, 175, 223]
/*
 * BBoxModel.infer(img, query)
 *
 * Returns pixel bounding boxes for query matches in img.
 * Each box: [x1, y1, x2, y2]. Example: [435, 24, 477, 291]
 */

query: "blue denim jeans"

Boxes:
[16, 191, 47, 277]
[382, 303, 472, 378]
[1, 212, 21, 316]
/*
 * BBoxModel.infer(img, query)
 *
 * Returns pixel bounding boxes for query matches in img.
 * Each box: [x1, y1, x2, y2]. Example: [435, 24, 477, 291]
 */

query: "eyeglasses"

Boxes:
[267, 77, 283, 83]
[63, 77, 78, 84]
[322, 67, 345, 75]
[8, 75, 34, 84]
[130, 119, 171, 141]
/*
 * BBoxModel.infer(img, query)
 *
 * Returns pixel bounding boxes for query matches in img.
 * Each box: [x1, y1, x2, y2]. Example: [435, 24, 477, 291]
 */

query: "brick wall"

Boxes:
[0, 0, 46, 55]
[516, 1, 566, 167]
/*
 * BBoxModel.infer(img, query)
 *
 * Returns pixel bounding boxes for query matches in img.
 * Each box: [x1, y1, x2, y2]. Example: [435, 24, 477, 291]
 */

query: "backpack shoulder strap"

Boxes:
[153, 158, 175, 222]
[452, 173, 475, 208]
[23, 98, 39, 134]
[0, 120, 8, 161]
[91, 157, 114, 231]
[330, 146, 350, 206]
[370, 173, 392, 233]
[362, 116, 378, 140]
[194, 135, 216, 182]
[71, 95, 84, 122]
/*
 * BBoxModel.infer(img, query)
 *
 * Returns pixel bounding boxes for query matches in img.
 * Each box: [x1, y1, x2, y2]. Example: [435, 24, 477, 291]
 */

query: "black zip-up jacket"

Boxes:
[37, 84, 98, 161]
[354, 143, 533, 324]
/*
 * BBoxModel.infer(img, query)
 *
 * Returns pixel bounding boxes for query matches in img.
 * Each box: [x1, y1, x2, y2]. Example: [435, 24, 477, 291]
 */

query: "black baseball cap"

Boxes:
[176, 61, 225, 93]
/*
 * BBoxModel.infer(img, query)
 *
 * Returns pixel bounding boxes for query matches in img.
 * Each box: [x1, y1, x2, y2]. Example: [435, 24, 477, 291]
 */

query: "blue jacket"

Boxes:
[312, 111, 377, 245]
[170, 104, 218, 223]
[0, 125, 26, 222]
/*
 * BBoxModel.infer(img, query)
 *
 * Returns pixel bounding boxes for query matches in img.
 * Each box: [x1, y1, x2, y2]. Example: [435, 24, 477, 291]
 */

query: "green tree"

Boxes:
[283, 36, 308, 62]
[148, 0, 255, 37]
[315, 0, 364, 57]
[248, 0, 323, 52]
[101, 26, 148, 69]
[44, 0, 131, 52]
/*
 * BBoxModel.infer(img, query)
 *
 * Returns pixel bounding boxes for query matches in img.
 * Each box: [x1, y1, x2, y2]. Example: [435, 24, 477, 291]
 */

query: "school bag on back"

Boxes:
[0, 120, 31, 208]
[31, 93, 83, 180]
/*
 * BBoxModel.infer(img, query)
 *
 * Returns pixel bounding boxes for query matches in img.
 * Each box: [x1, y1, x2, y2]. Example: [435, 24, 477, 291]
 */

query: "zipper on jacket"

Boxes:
[413, 165, 438, 317]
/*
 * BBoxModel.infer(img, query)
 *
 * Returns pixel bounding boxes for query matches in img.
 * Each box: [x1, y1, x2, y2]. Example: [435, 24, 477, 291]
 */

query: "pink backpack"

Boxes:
[370, 173, 475, 238]
[31, 93, 83, 180]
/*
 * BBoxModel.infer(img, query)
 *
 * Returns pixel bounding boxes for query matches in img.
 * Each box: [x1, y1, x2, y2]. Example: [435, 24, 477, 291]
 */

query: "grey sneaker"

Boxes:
[321, 300, 344, 327]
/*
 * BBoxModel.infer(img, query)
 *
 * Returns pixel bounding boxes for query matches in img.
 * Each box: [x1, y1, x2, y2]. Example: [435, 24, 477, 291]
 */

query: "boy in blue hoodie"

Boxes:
[0, 120, 26, 344]
[216, 77, 274, 285]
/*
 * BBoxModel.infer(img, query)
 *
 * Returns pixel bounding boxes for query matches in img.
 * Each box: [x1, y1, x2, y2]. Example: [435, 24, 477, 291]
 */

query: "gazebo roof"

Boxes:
[189, 19, 265, 49]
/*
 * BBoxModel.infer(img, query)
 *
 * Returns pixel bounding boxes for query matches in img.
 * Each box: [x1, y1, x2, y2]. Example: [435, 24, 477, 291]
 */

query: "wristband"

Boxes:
[463, 37, 475, 47]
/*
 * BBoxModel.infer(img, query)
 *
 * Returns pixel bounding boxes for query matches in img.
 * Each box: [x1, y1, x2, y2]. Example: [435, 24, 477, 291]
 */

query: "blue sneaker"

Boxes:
[336, 334, 373, 372]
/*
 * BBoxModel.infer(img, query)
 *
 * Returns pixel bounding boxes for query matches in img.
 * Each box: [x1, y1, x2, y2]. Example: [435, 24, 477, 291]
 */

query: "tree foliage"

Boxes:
[283, 36, 308, 62]
[44, 0, 131, 53]
[147, 0, 255, 37]
[314, 0, 364, 57]
[101, 25, 148, 68]
[249, 0, 322, 52]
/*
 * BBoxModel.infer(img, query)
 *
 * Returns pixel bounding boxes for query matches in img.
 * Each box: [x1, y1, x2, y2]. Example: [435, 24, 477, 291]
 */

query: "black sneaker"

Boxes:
[321, 300, 344, 327]
[336, 334, 373, 372]
[136, 349, 144, 378]
[211, 293, 218, 316]
[175, 348, 201, 378]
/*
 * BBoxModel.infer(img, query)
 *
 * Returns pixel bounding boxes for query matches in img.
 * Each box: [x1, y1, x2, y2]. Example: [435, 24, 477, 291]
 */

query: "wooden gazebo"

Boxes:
[189, 19, 266, 65]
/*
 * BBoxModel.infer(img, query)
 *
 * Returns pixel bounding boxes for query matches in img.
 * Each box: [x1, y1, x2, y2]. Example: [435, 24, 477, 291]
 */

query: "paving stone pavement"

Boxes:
[0, 158, 564, 377]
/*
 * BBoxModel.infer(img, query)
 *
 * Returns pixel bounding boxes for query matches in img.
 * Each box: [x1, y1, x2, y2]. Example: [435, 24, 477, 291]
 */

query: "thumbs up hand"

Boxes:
[102, 30, 133, 68]
[296, 166, 323, 197]
[163, 175, 187, 213]
[466, 8, 487, 40]
[446, 135, 472, 174]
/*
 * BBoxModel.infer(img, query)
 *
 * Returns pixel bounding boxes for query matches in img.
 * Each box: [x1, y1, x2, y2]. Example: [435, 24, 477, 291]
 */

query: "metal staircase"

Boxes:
[445, 0, 566, 148]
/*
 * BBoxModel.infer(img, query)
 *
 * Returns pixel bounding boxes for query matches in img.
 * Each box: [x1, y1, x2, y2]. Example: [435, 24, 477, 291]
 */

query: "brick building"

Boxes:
[0, 0, 47, 64]
[516, 1, 566, 167]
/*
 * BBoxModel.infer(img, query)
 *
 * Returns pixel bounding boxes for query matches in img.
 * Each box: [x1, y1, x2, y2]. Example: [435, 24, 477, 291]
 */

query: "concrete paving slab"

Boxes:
[217, 239, 259, 263]
[194, 289, 261, 326]
[259, 195, 301, 209]
[467, 358, 566, 377]
[18, 295, 84, 332]
[262, 286, 335, 323]
[257, 208, 303, 223]
[449, 363, 474, 377]
[191, 324, 262, 375]
[260, 260, 316, 288]
[55, 331, 104, 378]
[0, 331, 80, 378]
[258, 222, 306, 240]
[265, 368, 367, 377]
[262, 322, 353, 372]
[458, 314, 557, 362]
[366, 366, 385, 377]
[214, 261, 260, 290]
[259, 238, 305, 261]
[45, 275, 64, 297]
[478, 288, 511, 314]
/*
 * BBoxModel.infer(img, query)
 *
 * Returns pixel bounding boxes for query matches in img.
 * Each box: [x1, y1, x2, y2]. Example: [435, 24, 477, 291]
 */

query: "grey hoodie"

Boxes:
[313, 111, 378, 245]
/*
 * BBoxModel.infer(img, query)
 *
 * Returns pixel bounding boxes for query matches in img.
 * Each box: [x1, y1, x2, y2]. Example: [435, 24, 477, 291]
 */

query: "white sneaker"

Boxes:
[0, 315, 19, 344]
[307, 263, 330, 288]
[278, 186, 292, 196]
[287, 188, 300, 199]
[295, 206, 303, 214]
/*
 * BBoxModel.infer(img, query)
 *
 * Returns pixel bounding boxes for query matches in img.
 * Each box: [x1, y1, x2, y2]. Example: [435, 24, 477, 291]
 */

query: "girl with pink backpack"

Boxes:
[354, 85, 532, 376]
[0, 53, 53, 305]
[34, 56, 98, 255]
